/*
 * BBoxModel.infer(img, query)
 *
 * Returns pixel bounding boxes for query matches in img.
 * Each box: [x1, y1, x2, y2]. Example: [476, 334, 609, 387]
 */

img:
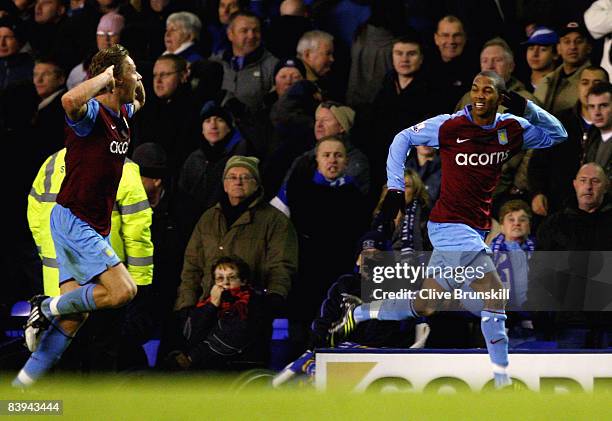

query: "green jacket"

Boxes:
[28, 148, 154, 296]
[175, 190, 298, 310]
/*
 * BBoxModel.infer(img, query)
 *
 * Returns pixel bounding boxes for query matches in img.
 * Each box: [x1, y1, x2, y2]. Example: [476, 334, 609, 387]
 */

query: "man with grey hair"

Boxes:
[297, 30, 334, 83]
[163, 11, 204, 63]
[213, 10, 278, 112]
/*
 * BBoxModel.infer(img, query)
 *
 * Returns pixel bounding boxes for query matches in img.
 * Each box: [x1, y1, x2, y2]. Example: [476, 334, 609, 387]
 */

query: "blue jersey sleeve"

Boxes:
[386, 114, 449, 191]
[65, 99, 99, 137]
[508, 101, 568, 149]
[124, 103, 135, 118]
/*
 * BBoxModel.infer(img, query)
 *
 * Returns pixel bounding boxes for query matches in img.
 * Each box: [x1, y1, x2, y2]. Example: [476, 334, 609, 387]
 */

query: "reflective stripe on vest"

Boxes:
[117, 199, 150, 215]
[126, 255, 153, 266]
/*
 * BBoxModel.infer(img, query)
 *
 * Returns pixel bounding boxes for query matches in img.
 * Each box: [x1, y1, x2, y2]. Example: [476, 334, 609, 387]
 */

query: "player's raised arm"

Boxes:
[61, 65, 115, 122]
[516, 100, 568, 149]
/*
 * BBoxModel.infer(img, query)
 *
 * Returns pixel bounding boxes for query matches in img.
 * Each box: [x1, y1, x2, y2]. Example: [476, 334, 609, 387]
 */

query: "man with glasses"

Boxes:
[172, 156, 298, 361]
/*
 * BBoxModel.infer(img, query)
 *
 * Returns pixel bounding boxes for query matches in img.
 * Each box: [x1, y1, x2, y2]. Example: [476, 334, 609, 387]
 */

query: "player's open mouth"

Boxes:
[474, 102, 485, 109]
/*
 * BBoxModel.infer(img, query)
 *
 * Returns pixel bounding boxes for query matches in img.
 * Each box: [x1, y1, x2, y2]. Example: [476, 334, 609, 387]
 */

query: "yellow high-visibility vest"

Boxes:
[28, 148, 154, 296]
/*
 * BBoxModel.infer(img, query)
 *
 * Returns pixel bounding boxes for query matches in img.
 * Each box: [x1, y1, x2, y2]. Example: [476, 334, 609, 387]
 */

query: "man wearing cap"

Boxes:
[0, 15, 33, 90]
[535, 21, 593, 115]
[523, 26, 559, 92]
[175, 155, 298, 324]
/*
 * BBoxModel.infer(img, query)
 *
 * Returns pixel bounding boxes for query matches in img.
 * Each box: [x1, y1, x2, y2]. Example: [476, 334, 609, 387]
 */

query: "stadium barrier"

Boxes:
[315, 349, 612, 392]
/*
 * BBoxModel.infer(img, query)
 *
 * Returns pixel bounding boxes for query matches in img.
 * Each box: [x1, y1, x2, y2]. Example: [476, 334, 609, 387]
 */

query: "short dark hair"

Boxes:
[34, 56, 66, 77]
[499, 199, 531, 222]
[476, 70, 506, 93]
[587, 81, 612, 98]
[210, 255, 251, 283]
[155, 53, 188, 74]
[89, 44, 130, 79]
[228, 10, 260, 29]
[393, 34, 423, 51]
[580, 65, 610, 82]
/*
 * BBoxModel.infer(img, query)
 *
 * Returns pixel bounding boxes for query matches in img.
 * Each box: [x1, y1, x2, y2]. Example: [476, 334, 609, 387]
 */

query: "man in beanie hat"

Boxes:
[272, 57, 306, 98]
[176, 105, 249, 246]
[0, 15, 33, 89]
[96, 11, 125, 51]
[171, 155, 298, 363]
[132, 142, 185, 332]
[132, 142, 168, 208]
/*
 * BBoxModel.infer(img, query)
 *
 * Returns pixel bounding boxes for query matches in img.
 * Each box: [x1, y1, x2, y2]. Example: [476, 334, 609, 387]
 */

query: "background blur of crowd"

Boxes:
[1, 0, 611, 374]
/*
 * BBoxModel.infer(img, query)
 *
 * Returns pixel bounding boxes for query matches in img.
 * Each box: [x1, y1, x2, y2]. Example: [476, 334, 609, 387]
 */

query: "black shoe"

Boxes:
[328, 294, 361, 347]
[24, 295, 50, 352]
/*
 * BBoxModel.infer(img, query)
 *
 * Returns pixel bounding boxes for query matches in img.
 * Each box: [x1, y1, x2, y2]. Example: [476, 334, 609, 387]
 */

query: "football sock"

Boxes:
[481, 310, 511, 388]
[41, 284, 97, 318]
[12, 320, 74, 388]
[354, 297, 419, 323]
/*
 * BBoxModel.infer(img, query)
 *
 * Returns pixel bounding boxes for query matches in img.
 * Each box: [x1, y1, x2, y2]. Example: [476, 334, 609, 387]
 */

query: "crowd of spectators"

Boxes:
[1, 0, 611, 373]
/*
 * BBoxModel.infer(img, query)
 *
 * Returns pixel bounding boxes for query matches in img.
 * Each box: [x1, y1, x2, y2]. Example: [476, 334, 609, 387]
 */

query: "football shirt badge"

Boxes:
[497, 129, 508, 145]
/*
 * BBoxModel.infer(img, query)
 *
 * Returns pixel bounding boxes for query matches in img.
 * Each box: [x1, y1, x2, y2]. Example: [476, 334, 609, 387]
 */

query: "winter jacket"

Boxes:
[28, 149, 153, 296]
[534, 60, 591, 116]
[175, 189, 298, 310]
[213, 47, 279, 112]
[177, 129, 250, 242]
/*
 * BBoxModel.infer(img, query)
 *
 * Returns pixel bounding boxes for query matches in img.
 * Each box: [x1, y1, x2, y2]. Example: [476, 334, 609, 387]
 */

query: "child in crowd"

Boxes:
[166, 255, 266, 370]
[489, 200, 535, 333]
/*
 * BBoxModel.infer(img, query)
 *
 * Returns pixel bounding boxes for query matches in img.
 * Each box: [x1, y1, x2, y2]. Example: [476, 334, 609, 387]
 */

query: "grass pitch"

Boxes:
[1, 372, 610, 420]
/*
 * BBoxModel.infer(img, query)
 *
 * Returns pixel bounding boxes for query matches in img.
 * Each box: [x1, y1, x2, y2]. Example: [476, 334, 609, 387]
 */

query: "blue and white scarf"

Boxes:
[491, 233, 535, 308]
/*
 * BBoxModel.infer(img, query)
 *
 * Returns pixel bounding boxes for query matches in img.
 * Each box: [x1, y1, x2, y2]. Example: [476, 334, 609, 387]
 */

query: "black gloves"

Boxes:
[502, 90, 527, 116]
[372, 189, 405, 238]
[379, 189, 406, 223]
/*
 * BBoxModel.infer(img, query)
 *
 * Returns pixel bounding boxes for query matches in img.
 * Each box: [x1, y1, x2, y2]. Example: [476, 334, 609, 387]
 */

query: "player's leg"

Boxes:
[329, 277, 444, 345]
[39, 263, 136, 318]
[354, 277, 444, 321]
[13, 281, 89, 387]
[37, 205, 136, 320]
[469, 268, 512, 388]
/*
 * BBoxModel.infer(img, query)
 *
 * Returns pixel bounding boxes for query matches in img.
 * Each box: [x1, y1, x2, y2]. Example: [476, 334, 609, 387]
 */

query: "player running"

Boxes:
[13, 45, 145, 388]
[329, 71, 567, 389]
